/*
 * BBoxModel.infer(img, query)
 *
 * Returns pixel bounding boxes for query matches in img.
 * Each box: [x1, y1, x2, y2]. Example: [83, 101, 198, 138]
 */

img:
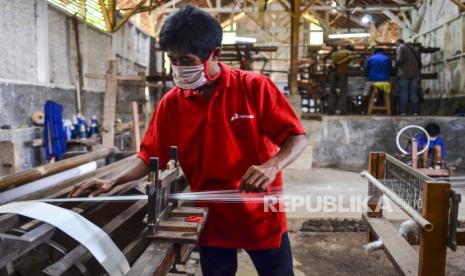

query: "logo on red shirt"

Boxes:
[230, 113, 255, 122]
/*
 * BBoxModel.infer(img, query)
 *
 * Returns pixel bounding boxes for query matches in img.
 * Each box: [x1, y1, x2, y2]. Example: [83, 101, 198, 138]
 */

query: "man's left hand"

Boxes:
[240, 162, 279, 193]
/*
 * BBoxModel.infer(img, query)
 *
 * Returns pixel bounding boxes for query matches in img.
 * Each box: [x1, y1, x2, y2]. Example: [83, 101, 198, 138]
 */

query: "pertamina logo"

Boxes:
[230, 113, 255, 122]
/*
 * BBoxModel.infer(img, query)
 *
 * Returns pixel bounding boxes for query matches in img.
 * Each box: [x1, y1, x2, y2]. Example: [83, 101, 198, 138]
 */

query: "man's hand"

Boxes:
[240, 162, 279, 193]
[69, 178, 115, 198]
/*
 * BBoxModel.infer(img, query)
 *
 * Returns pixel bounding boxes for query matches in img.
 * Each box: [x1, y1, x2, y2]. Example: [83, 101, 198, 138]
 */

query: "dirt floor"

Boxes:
[174, 232, 465, 276]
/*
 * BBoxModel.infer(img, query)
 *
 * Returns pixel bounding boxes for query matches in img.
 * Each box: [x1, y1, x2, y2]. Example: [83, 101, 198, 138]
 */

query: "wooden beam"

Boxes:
[289, 0, 301, 95]
[71, 17, 84, 114]
[127, 242, 175, 275]
[367, 152, 385, 218]
[383, 9, 411, 33]
[418, 181, 451, 276]
[108, 0, 116, 26]
[329, 0, 354, 26]
[113, 0, 148, 32]
[131, 101, 141, 151]
[301, 0, 317, 14]
[0, 141, 19, 177]
[102, 60, 119, 148]
[98, 0, 112, 32]
[365, 217, 419, 276]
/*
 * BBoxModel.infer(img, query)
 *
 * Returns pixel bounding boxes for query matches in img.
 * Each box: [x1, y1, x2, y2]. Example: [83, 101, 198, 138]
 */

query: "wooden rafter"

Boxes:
[301, 0, 317, 14]
[113, 0, 148, 32]
[99, 0, 112, 31]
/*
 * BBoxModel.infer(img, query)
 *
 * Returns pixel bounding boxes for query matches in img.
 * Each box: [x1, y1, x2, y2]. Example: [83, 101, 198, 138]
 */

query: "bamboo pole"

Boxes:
[0, 148, 114, 192]
[361, 171, 433, 232]
[289, 0, 301, 95]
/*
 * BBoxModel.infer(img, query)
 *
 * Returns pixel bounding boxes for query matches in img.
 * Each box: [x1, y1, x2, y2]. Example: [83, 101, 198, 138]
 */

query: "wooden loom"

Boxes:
[364, 152, 462, 276]
[0, 147, 208, 275]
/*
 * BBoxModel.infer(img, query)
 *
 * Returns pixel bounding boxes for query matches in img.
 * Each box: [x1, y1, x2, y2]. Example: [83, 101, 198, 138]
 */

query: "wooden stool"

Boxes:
[367, 82, 391, 115]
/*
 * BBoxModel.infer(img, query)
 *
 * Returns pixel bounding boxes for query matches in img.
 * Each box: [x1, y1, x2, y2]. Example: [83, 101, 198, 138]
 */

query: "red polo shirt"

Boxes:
[139, 63, 305, 249]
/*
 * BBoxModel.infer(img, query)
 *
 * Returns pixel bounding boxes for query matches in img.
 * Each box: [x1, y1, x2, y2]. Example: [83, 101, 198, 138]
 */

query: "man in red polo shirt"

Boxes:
[71, 5, 307, 275]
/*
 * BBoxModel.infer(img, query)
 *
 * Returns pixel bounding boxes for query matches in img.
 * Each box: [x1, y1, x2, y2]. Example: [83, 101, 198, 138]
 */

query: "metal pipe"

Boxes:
[361, 170, 433, 232]
[0, 148, 114, 192]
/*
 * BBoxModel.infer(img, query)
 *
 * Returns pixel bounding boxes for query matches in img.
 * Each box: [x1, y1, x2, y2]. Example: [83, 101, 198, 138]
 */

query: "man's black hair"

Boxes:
[425, 123, 440, 136]
[345, 44, 355, 51]
[397, 39, 405, 44]
[374, 48, 384, 54]
[159, 5, 223, 61]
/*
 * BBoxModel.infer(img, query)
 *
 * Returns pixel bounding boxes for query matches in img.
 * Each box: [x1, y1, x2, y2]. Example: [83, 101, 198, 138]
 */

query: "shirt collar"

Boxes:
[181, 62, 231, 98]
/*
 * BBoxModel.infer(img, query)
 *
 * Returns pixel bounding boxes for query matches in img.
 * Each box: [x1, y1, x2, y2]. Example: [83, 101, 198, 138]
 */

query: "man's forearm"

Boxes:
[110, 158, 149, 186]
[266, 134, 308, 171]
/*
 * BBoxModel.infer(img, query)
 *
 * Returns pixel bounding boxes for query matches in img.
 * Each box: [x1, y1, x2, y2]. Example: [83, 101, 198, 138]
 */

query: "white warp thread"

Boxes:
[0, 201, 130, 276]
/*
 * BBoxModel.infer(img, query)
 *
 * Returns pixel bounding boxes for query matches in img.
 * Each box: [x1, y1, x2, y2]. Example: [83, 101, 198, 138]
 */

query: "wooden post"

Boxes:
[137, 71, 151, 131]
[0, 141, 20, 176]
[131, 101, 141, 151]
[102, 60, 118, 148]
[71, 17, 84, 113]
[289, 0, 301, 95]
[367, 152, 385, 218]
[418, 181, 450, 276]
[412, 139, 418, 169]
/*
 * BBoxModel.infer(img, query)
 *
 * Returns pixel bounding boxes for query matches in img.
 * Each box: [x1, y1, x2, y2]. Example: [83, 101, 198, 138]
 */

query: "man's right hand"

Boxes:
[69, 178, 115, 198]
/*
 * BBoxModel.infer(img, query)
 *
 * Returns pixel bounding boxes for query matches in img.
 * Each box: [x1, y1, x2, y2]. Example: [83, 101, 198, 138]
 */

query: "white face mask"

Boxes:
[171, 64, 208, 90]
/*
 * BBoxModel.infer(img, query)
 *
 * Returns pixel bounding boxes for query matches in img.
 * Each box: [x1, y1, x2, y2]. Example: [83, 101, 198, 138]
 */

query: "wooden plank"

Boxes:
[0, 214, 20, 233]
[170, 207, 208, 217]
[149, 230, 201, 244]
[102, 60, 118, 148]
[159, 220, 200, 233]
[131, 101, 141, 151]
[365, 217, 418, 276]
[367, 152, 385, 218]
[419, 181, 451, 276]
[0, 224, 56, 268]
[127, 241, 175, 276]
[416, 168, 450, 177]
[0, 141, 19, 176]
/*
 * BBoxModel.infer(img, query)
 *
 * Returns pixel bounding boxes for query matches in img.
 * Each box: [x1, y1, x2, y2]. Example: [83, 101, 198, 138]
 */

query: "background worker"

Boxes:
[396, 39, 421, 115]
[363, 48, 393, 110]
[70, 5, 308, 276]
[328, 44, 355, 115]
[365, 48, 392, 83]
[416, 123, 446, 169]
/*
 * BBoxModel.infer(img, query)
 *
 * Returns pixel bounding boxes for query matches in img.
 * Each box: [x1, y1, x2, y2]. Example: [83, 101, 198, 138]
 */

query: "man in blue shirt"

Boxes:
[365, 48, 392, 82]
[416, 123, 446, 168]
